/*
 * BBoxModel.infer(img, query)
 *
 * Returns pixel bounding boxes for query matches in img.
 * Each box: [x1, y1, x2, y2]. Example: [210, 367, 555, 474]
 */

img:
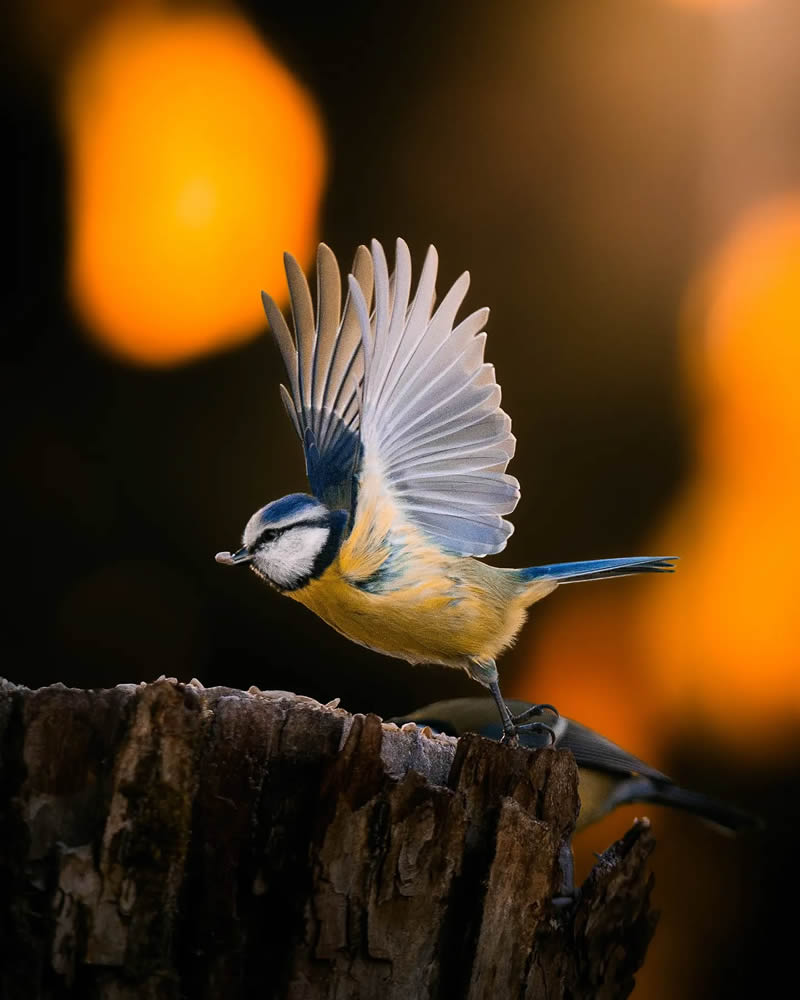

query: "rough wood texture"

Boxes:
[0, 678, 657, 999]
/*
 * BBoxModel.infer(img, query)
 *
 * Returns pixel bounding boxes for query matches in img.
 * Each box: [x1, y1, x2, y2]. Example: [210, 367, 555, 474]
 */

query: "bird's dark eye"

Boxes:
[255, 527, 278, 548]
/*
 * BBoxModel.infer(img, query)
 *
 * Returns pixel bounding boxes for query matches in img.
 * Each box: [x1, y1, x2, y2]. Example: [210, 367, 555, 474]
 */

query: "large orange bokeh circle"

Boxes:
[638, 195, 800, 752]
[64, 10, 326, 365]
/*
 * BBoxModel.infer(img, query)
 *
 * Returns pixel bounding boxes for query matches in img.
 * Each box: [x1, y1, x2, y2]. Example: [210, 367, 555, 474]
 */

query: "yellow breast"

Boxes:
[286, 468, 556, 670]
[287, 550, 533, 669]
[575, 770, 619, 831]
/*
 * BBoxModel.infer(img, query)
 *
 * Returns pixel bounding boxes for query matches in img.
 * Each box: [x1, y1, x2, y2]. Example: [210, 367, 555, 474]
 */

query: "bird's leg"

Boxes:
[470, 659, 557, 746]
[487, 679, 557, 745]
[487, 678, 520, 745]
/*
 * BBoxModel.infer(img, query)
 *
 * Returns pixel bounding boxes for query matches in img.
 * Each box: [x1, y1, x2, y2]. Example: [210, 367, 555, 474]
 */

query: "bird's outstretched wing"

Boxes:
[262, 244, 373, 512]
[348, 238, 520, 557]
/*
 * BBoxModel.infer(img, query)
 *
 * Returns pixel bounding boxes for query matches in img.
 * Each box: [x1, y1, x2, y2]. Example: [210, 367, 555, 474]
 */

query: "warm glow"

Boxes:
[659, 0, 757, 8]
[637, 196, 800, 753]
[517, 591, 664, 768]
[63, 9, 326, 365]
[514, 196, 800, 1000]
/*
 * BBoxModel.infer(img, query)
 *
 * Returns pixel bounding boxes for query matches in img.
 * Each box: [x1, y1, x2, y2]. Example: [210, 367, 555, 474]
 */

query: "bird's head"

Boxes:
[215, 493, 347, 591]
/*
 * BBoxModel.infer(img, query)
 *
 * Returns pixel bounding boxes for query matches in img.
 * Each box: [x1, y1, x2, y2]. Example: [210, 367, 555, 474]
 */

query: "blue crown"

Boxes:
[258, 493, 323, 525]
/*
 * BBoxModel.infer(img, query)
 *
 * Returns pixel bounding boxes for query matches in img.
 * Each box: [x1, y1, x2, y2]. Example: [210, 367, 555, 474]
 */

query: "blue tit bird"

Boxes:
[215, 238, 677, 742]
[392, 698, 762, 835]
[392, 698, 762, 897]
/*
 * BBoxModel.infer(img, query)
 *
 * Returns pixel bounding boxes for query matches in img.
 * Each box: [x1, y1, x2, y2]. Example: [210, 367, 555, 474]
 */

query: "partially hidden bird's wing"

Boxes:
[262, 244, 374, 512]
[556, 717, 671, 783]
[346, 238, 520, 557]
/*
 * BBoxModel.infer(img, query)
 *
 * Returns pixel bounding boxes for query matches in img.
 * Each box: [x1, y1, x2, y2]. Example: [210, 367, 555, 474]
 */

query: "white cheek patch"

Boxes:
[254, 525, 329, 588]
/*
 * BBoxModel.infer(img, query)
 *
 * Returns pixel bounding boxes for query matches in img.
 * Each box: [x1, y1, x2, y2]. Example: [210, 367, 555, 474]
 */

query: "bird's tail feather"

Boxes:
[519, 556, 678, 584]
[611, 777, 763, 834]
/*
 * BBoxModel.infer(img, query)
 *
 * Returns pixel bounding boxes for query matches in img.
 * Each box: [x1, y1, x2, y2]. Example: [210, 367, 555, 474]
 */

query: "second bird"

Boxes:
[216, 239, 676, 741]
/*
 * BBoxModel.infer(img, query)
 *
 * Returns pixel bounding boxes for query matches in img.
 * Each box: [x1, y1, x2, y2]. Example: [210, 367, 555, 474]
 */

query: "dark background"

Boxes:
[4, 2, 799, 997]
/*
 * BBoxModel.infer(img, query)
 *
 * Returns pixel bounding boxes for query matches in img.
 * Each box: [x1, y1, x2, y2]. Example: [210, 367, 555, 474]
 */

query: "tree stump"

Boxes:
[0, 677, 657, 999]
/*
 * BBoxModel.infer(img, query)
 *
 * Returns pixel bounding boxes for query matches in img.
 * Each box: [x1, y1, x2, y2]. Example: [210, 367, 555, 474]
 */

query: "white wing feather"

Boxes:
[348, 238, 520, 557]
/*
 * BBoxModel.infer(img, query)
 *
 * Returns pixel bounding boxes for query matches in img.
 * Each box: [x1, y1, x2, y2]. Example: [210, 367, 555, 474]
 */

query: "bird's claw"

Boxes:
[512, 702, 559, 726]
[499, 719, 557, 747]
[499, 703, 559, 746]
[509, 703, 559, 746]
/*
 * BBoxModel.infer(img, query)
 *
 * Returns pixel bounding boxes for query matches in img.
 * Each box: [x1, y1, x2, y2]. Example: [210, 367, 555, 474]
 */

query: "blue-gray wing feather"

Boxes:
[262, 244, 373, 512]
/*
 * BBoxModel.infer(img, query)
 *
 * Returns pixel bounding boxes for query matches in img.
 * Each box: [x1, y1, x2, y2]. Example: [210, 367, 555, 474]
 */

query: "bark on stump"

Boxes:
[0, 678, 657, 999]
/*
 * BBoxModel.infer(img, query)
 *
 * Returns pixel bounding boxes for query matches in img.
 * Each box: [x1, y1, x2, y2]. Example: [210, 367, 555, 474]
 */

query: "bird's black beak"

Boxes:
[215, 547, 251, 566]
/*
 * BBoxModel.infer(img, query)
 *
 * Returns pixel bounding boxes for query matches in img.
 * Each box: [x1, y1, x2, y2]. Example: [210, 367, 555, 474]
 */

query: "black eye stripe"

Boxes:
[252, 518, 327, 551]
[254, 528, 277, 547]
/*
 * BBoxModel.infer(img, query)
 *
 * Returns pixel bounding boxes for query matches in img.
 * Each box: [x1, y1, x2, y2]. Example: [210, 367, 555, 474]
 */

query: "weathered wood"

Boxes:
[0, 677, 657, 999]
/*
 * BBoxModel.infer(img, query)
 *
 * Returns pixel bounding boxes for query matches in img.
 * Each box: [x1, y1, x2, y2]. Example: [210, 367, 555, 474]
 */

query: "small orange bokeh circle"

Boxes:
[64, 9, 326, 365]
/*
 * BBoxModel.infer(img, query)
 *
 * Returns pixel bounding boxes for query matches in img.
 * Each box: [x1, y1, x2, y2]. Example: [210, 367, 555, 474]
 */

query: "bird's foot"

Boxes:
[513, 702, 559, 726]
[500, 720, 557, 746]
[487, 677, 559, 747]
[504, 703, 559, 746]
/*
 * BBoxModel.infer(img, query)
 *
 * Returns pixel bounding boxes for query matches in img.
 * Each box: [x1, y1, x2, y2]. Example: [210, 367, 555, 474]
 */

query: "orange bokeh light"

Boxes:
[659, 0, 757, 8]
[637, 195, 800, 753]
[517, 590, 664, 769]
[63, 8, 326, 365]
